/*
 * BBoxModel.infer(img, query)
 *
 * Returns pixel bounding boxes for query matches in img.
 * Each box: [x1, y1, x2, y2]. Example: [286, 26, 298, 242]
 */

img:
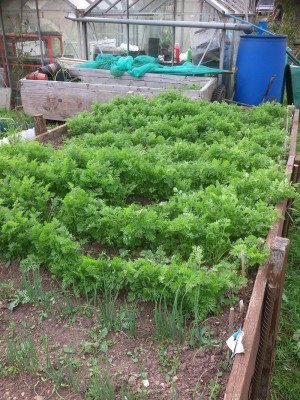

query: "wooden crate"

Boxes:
[20, 68, 217, 121]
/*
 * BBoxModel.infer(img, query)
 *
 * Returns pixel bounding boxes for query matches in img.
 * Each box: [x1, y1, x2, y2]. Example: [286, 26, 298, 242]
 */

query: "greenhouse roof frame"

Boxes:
[67, 0, 256, 16]
[64, 0, 255, 74]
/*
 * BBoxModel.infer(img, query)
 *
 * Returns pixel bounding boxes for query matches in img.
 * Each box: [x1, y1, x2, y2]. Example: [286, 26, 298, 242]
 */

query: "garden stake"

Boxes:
[241, 250, 245, 298]
[283, 138, 288, 158]
[285, 109, 289, 132]
[239, 299, 244, 314]
[229, 307, 234, 334]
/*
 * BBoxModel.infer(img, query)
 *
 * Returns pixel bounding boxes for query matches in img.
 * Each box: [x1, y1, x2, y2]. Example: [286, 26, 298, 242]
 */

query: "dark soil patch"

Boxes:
[0, 261, 255, 400]
[126, 194, 154, 207]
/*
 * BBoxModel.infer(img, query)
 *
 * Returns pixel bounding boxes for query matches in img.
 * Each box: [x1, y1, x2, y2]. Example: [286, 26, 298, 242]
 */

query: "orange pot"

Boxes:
[26, 71, 48, 80]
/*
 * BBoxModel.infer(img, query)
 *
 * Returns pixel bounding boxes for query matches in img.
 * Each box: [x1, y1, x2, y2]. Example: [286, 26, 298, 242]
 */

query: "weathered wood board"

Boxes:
[224, 110, 300, 400]
[0, 88, 11, 110]
[20, 69, 217, 121]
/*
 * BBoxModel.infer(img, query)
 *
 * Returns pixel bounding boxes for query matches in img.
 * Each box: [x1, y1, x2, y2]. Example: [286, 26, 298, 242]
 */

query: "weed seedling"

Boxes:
[209, 374, 222, 400]
[0, 281, 14, 300]
[7, 328, 39, 374]
[42, 335, 82, 392]
[86, 369, 115, 400]
[127, 345, 144, 363]
[158, 343, 180, 383]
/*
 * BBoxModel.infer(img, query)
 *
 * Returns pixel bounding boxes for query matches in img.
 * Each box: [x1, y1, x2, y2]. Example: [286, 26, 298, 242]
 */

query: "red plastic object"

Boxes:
[174, 43, 180, 63]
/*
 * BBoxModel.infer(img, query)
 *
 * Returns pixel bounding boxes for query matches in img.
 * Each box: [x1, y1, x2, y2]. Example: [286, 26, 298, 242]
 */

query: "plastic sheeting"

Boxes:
[285, 64, 300, 109]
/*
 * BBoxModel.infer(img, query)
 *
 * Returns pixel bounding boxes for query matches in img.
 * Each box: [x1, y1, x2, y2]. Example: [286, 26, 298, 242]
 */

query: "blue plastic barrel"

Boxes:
[256, 20, 268, 35]
[234, 35, 287, 106]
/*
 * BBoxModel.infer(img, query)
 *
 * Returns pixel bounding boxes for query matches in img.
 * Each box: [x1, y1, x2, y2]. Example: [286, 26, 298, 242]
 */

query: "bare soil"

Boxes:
[0, 261, 255, 400]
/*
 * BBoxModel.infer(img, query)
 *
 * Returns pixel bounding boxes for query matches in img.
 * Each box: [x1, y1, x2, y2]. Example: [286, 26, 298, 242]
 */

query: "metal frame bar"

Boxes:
[21, 0, 30, 7]
[65, 15, 253, 33]
[197, 29, 218, 66]
[151, 0, 171, 13]
[84, 12, 155, 16]
[84, 0, 105, 15]
[139, 0, 157, 12]
[105, 0, 123, 14]
[126, 0, 130, 54]
[0, 2, 12, 88]
[204, 0, 251, 14]
[35, 0, 45, 66]
[82, 20, 89, 59]
[171, 0, 176, 64]
[125, 0, 144, 12]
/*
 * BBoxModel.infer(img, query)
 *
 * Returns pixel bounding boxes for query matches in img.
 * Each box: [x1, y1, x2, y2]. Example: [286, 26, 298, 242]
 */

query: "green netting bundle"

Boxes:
[110, 56, 136, 77]
[132, 55, 159, 67]
[79, 54, 119, 70]
[78, 54, 227, 77]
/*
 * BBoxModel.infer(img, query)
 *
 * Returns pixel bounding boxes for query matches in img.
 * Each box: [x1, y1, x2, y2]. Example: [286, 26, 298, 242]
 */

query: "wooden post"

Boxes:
[33, 114, 47, 136]
[251, 283, 278, 400]
[239, 299, 244, 314]
[295, 154, 300, 183]
[260, 237, 290, 400]
[282, 161, 299, 238]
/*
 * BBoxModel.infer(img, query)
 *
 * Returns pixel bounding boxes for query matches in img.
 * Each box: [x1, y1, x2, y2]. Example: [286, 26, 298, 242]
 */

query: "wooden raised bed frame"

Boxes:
[225, 109, 299, 400]
[20, 68, 217, 121]
[36, 107, 299, 400]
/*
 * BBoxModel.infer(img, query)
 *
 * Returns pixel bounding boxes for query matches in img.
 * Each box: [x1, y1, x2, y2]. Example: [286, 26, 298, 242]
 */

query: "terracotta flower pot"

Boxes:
[26, 71, 49, 80]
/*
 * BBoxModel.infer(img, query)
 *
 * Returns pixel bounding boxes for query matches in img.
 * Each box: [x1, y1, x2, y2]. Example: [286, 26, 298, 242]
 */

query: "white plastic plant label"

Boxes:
[226, 328, 245, 355]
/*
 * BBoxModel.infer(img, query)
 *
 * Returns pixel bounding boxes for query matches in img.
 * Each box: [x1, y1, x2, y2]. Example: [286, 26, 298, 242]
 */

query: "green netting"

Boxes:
[79, 54, 227, 77]
[79, 54, 117, 69]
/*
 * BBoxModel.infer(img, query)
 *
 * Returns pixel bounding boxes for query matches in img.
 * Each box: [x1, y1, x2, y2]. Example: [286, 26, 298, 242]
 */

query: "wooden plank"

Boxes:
[68, 67, 212, 86]
[261, 237, 290, 399]
[199, 78, 217, 101]
[33, 114, 47, 136]
[289, 109, 299, 156]
[20, 77, 217, 121]
[224, 109, 299, 400]
[0, 88, 11, 109]
[35, 123, 68, 143]
[224, 268, 267, 400]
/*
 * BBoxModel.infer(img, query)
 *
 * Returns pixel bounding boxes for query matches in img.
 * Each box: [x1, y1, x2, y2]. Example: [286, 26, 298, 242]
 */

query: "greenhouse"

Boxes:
[1, 0, 256, 92]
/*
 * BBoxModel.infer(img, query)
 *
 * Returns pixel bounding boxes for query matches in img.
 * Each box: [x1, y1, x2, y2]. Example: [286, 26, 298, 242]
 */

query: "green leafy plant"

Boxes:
[0, 92, 297, 319]
[7, 289, 30, 312]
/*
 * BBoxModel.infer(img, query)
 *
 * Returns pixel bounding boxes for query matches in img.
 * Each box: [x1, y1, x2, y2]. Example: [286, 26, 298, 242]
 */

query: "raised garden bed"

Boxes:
[0, 93, 299, 399]
[19, 68, 217, 121]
